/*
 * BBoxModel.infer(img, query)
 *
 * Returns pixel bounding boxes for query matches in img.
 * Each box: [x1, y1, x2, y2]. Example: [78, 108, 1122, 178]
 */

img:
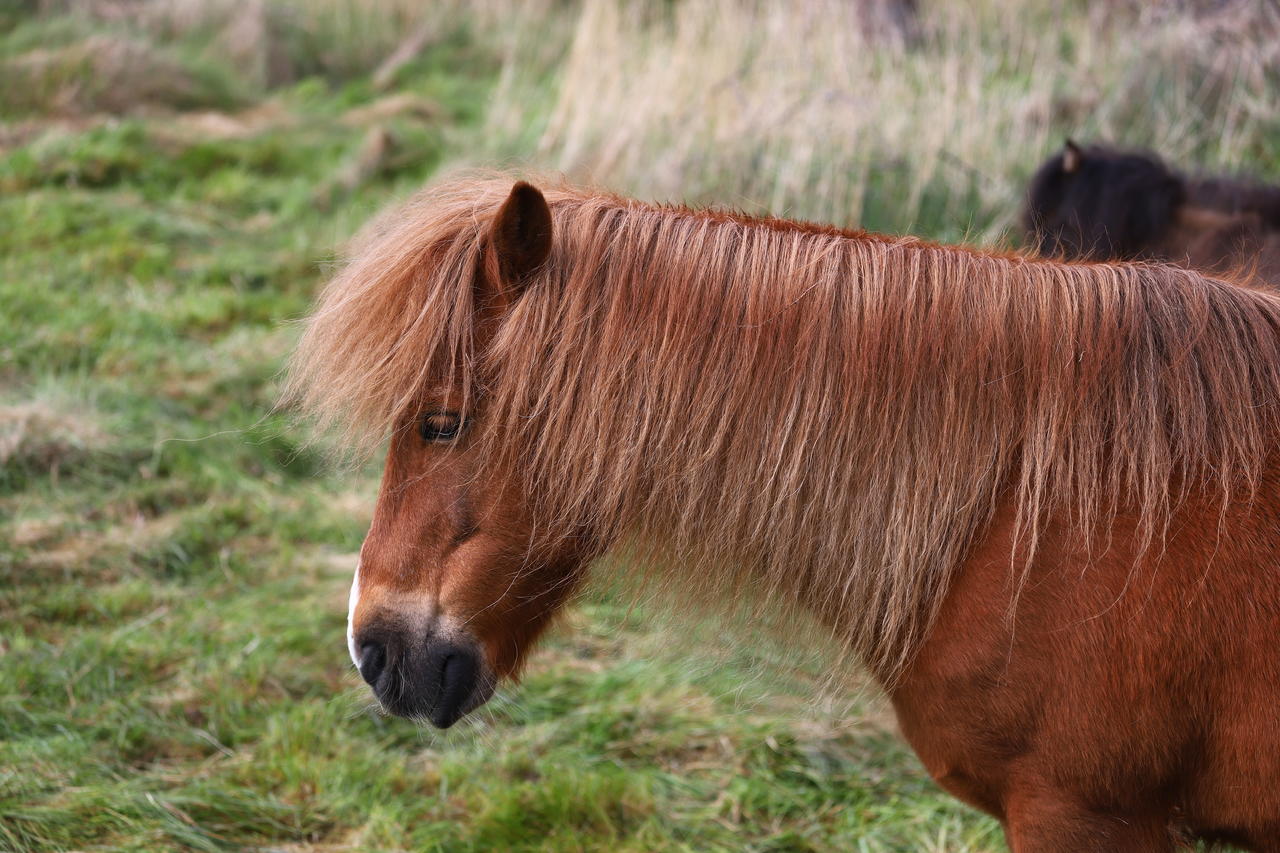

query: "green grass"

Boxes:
[15, 2, 1269, 850]
[0, 6, 1008, 850]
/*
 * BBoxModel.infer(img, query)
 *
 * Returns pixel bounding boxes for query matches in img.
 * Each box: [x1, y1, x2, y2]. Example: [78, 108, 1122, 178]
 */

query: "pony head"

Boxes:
[289, 172, 1280, 729]
[295, 181, 593, 727]
[1023, 140, 1186, 261]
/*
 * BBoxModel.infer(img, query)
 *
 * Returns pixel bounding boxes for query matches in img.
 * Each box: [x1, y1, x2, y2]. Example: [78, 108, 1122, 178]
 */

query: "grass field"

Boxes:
[2, 2, 1277, 851]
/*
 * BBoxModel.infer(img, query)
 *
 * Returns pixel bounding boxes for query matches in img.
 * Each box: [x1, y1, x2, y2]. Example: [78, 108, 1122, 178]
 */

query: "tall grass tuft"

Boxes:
[1, 0, 553, 115]
[487, 0, 1280, 243]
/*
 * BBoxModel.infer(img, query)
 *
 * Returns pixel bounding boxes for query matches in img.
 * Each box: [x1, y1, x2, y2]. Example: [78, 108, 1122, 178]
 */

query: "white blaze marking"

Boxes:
[347, 561, 361, 668]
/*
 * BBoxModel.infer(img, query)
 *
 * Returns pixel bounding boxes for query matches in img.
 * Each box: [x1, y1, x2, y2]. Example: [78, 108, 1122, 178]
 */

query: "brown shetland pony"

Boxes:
[1025, 140, 1280, 285]
[287, 174, 1280, 851]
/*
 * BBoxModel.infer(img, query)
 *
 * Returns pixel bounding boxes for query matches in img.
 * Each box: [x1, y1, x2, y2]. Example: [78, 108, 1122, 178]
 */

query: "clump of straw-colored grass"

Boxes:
[487, 0, 1280, 244]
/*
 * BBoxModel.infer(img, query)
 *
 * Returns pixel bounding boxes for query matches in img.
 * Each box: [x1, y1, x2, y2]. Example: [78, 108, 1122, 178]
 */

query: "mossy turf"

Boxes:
[2, 6, 1023, 851]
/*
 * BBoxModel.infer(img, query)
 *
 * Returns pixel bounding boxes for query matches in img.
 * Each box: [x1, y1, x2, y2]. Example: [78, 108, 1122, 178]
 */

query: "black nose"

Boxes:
[353, 630, 485, 728]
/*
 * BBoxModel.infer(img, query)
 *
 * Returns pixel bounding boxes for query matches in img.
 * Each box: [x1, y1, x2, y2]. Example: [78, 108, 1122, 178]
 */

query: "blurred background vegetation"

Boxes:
[2, 1, 1277, 850]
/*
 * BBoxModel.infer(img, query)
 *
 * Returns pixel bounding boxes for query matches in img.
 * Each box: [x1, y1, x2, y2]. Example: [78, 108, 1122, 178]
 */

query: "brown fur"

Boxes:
[897, 478, 1280, 849]
[1166, 205, 1280, 284]
[288, 174, 1280, 848]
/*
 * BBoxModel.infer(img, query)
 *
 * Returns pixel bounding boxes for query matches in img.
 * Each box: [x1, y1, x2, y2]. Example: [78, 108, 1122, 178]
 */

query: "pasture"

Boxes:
[3, 2, 1278, 850]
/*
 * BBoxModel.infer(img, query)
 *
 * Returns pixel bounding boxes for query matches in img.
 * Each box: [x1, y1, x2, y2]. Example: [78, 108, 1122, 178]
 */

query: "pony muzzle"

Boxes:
[355, 625, 495, 728]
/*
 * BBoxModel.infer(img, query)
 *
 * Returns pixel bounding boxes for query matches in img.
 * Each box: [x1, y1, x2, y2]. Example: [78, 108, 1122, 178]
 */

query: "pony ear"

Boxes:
[488, 181, 553, 297]
[1062, 139, 1083, 174]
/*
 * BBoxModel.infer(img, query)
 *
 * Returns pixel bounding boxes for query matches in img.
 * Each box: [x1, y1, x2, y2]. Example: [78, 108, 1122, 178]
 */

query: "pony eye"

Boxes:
[419, 411, 465, 443]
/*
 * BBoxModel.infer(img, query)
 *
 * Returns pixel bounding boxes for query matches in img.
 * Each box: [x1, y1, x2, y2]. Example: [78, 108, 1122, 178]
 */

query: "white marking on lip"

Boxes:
[347, 561, 361, 669]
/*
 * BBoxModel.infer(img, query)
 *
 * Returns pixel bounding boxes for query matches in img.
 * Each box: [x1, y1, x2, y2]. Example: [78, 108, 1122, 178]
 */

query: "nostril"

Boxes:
[431, 646, 479, 728]
[439, 652, 462, 695]
[358, 640, 386, 687]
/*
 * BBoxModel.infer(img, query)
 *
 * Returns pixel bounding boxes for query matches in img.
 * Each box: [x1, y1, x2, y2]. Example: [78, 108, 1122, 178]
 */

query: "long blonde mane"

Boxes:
[285, 172, 1280, 678]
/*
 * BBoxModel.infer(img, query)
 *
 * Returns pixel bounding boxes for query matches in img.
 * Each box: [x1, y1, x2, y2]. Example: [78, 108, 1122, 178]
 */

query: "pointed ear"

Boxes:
[489, 181, 552, 296]
[1062, 139, 1083, 174]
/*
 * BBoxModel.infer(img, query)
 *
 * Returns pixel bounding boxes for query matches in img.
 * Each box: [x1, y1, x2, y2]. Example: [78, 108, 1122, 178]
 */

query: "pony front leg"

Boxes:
[1003, 791, 1174, 852]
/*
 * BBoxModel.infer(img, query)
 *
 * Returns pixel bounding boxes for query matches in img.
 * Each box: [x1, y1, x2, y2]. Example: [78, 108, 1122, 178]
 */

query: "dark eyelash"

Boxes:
[419, 411, 465, 442]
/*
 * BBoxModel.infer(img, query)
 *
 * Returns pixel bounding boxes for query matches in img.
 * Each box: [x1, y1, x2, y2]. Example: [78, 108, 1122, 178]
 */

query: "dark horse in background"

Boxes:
[1024, 139, 1280, 283]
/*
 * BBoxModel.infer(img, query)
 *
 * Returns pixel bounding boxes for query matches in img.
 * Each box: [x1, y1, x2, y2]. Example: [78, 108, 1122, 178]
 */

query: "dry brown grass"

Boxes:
[2, 33, 230, 116]
[6, 0, 555, 118]
[0, 394, 107, 471]
[487, 0, 1280, 242]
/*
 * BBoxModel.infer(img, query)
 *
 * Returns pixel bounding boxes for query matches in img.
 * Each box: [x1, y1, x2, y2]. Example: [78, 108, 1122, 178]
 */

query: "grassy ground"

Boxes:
[2, 2, 1274, 851]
